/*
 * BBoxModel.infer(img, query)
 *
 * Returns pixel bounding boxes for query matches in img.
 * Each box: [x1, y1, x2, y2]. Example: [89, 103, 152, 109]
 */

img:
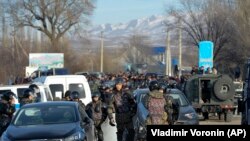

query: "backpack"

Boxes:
[146, 95, 167, 125]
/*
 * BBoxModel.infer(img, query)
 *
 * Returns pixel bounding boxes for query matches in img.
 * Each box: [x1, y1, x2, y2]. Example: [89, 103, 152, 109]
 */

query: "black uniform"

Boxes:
[0, 100, 15, 136]
[108, 89, 136, 141]
[86, 100, 108, 141]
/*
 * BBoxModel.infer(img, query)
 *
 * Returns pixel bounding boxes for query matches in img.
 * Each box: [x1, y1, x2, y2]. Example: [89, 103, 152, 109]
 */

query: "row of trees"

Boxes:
[0, 0, 96, 84]
[0, 0, 249, 83]
[166, 0, 250, 75]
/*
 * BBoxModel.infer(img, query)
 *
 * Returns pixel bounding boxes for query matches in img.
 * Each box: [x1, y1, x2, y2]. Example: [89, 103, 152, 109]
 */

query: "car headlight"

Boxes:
[184, 113, 196, 119]
[65, 131, 85, 141]
[1, 132, 11, 141]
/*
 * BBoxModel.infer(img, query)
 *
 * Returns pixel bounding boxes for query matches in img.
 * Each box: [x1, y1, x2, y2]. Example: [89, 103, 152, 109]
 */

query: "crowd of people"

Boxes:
[0, 67, 238, 140]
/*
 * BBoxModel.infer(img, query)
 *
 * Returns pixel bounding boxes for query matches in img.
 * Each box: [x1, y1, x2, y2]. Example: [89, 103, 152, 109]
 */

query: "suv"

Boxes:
[183, 74, 235, 122]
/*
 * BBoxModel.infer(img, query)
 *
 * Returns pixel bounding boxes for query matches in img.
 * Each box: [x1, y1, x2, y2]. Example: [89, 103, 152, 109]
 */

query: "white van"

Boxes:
[33, 75, 92, 105]
[0, 83, 53, 110]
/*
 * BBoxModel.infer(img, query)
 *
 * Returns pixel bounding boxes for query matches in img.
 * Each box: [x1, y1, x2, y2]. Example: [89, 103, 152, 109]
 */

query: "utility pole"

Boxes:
[100, 31, 104, 72]
[165, 31, 171, 76]
[178, 22, 182, 78]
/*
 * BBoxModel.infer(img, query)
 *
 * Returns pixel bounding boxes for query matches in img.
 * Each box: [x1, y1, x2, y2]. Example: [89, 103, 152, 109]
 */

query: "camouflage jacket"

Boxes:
[0, 100, 15, 129]
[0, 100, 15, 118]
[20, 98, 33, 107]
[85, 100, 108, 123]
[142, 90, 172, 125]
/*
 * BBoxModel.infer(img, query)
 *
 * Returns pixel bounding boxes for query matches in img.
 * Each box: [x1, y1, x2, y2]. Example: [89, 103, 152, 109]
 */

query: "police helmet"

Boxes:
[92, 92, 101, 98]
[23, 89, 35, 98]
[149, 80, 160, 91]
[115, 77, 125, 85]
[2, 91, 16, 101]
[29, 84, 39, 90]
[65, 90, 71, 98]
[70, 91, 80, 100]
[29, 84, 39, 93]
[159, 82, 167, 93]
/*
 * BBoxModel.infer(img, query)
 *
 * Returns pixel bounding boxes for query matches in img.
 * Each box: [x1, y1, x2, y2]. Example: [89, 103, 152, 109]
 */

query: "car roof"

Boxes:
[0, 83, 47, 88]
[166, 88, 183, 94]
[33, 75, 87, 83]
[21, 101, 78, 108]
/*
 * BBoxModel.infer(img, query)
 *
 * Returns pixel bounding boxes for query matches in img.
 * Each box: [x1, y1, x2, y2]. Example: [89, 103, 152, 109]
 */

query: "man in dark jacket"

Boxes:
[20, 89, 35, 107]
[0, 92, 16, 136]
[86, 92, 108, 141]
[70, 91, 95, 141]
[107, 81, 136, 141]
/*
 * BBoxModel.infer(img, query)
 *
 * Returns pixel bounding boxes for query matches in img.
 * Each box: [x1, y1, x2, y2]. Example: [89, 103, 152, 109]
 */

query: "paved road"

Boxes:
[102, 114, 117, 141]
[199, 115, 241, 125]
[102, 114, 242, 141]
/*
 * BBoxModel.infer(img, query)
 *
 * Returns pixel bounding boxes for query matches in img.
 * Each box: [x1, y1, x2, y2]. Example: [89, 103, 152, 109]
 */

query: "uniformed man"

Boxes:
[86, 92, 108, 141]
[143, 81, 171, 125]
[70, 91, 95, 141]
[108, 80, 136, 141]
[29, 84, 41, 102]
[20, 88, 35, 107]
[0, 91, 16, 136]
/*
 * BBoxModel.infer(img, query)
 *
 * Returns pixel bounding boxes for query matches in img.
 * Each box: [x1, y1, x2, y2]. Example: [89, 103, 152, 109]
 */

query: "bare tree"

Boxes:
[167, 0, 234, 61]
[234, 0, 250, 57]
[9, 0, 95, 51]
[126, 33, 152, 64]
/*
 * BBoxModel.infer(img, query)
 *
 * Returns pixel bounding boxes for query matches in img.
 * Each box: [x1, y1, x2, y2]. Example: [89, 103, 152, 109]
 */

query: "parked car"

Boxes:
[132, 88, 199, 141]
[0, 101, 94, 141]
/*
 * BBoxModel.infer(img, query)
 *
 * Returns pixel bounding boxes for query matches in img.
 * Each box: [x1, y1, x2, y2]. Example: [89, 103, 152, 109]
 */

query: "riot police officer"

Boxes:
[0, 91, 16, 136]
[142, 81, 170, 125]
[20, 88, 35, 107]
[108, 80, 136, 141]
[86, 92, 108, 141]
[70, 91, 95, 141]
[29, 84, 41, 102]
[62, 90, 71, 101]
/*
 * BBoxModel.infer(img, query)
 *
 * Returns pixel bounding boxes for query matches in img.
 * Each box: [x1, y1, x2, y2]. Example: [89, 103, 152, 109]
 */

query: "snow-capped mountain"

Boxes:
[89, 15, 174, 45]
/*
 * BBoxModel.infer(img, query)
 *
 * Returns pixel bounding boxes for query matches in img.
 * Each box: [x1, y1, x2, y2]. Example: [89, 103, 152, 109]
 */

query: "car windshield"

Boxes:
[169, 93, 189, 107]
[13, 105, 77, 126]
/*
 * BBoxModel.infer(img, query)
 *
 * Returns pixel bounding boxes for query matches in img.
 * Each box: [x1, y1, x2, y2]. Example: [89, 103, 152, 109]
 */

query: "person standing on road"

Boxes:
[0, 92, 16, 136]
[107, 80, 136, 141]
[143, 81, 170, 125]
[86, 92, 108, 141]
[70, 91, 95, 141]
